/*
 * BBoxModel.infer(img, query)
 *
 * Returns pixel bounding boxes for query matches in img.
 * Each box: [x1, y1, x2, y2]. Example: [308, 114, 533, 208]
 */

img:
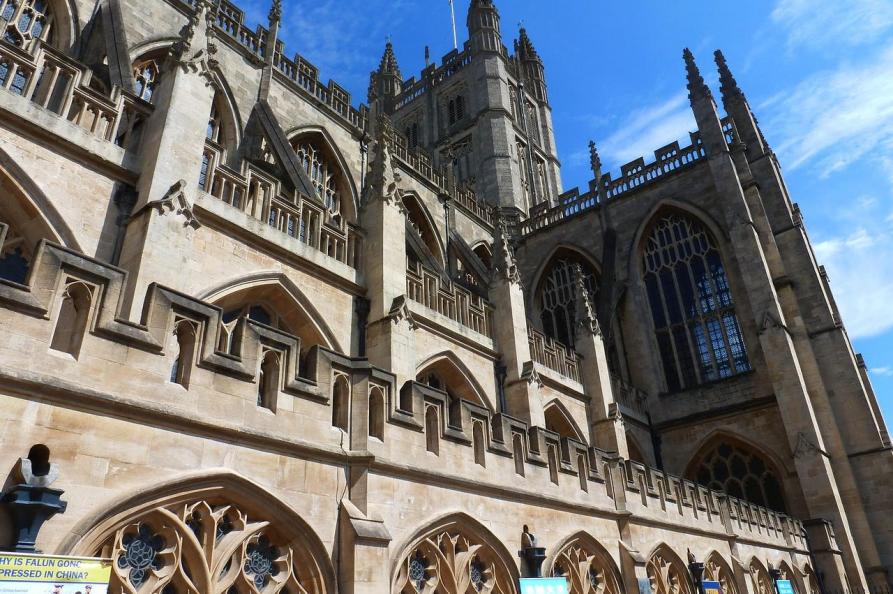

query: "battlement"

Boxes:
[170, 0, 369, 132]
[0, 225, 811, 552]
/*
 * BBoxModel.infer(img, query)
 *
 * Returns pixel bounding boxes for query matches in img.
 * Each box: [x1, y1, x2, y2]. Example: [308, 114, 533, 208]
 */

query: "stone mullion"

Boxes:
[651, 269, 685, 391]
[668, 259, 704, 387]
[680, 253, 718, 384]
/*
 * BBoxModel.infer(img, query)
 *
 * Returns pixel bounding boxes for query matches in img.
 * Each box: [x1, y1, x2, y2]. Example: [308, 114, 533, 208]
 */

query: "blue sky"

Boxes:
[245, 0, 893, 423]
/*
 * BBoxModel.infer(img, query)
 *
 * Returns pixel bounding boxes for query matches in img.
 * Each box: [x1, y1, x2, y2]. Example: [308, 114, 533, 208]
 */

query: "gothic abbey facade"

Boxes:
[0, 0, 890, 593]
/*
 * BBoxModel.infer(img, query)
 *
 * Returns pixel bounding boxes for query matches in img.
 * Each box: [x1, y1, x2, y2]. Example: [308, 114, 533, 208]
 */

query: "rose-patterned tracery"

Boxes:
[94, 498, 327, 594]
[394, 527, 516, 594]
[549, 537, 621, 594]
[647, 549, 693, 594]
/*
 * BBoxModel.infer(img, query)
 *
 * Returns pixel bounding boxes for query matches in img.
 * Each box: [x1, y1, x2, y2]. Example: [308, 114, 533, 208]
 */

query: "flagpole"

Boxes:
[449, 0, 458, 50]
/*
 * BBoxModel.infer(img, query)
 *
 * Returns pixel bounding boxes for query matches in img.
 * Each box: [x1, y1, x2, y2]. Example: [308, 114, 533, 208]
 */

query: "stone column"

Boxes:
[363, 117, 416, 389]
[117, 1, 218, 317]
[488, 214, 544, 426]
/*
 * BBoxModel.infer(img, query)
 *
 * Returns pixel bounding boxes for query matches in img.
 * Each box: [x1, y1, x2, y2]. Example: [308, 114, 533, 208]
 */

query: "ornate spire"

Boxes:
[378, 40, 402, 78]
[268, 0, 282, 24]
[574, 264, 600, 336]
[683, 48, 711, 102]
[516, 27, 539, 61]
[589, 140, 602, 178]
[714, 49, 743, 100]
[493, 211, 520, 285]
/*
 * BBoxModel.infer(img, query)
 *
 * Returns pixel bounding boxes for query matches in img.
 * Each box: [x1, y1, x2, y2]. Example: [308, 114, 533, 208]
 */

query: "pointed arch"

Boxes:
[544, 531, 623, 594]
[62, 470, 336, 594]
[683, 431, 788, 513]
[626, 433, 647, 465]
[531, 244, 601, 349]
[647, 544, 694, 594]
[205, 68, 244, 168]
[402, 191, 446, 269]
[748, 558, 775, 594]
[415, 350, 492, 411]
[197, 271, 343, 355]
[287, 125, 359, 223]
[633, 201, 751, 392]
[392, 512, 519, 594]
[704, 551, 739, 594]
[543, 399, 586, 443]
[470, 241, 492, 270]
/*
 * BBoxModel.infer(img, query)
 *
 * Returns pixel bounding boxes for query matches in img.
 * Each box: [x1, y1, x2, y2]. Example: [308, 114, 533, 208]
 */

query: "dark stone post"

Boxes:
[688, 550, 706, 594]
[518, 525, 547, 578]
[1, 445, 67, 553]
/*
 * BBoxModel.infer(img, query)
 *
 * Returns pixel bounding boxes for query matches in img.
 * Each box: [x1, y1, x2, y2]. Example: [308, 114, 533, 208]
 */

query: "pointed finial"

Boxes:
[683, 48, 711, 102]
[714, 49, 743, 99]
[268, 0, 282, 24]
[516, 25, 538, 60]
[425, 45, 431, 67]
[573, 263, 600, 336]
[589, 140, 602, 177]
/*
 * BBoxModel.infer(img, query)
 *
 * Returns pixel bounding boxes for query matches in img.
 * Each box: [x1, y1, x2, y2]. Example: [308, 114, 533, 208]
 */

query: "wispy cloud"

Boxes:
[597, 93, 696, 169]
[813, 226, 893, 339]
[873, 367, 893, 377]
[760, 46, 893, 177]
[771, 0, 893, 50]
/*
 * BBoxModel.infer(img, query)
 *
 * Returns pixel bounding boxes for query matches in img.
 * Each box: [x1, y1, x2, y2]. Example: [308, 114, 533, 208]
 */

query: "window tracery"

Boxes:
[692, 440, 786, 512]
[0, 0, 52, 48]
[133, 58, 161, 103]
[95, 498, 326, 594]
[704, 554, 738, 594]
[647, 550, 693, 594]
[293, 140, 342, 216]
[537, 256, 598, 349]
[748, 561, 774, 594]
[642, 213, 750, 392]
[550, 538, 621, 594]
[394, 527, 515, 594]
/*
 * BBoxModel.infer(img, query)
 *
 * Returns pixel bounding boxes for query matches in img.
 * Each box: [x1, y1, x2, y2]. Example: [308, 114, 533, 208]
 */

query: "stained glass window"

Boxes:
[293, 140, 342, 216]
[538, 256, 598, 349]
[0, 0, 52, 47]
[694, 440, 787, 512]
[642, 213, 750, 392]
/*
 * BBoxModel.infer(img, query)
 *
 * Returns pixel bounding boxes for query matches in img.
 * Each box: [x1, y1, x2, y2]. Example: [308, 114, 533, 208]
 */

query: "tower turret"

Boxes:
[515, 27, 547, 104]
[467, 0, 502, 54]
[368, 41, 402, 112]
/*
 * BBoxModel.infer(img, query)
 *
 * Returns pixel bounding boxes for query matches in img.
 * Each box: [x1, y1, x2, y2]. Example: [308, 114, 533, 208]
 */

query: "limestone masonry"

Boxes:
[0, 0, 890, 593]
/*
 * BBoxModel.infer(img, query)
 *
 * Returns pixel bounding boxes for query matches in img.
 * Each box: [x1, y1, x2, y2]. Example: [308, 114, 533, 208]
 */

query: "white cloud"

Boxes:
[873, 367, 893, 377]
[813, 227, 893, 339]
[771, 0, 893, 50]
[761, 46, 893, 177]
[598, 93, 696, 169]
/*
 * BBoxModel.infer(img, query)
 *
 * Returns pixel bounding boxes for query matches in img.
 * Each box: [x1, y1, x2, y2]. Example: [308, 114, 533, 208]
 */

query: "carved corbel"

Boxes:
[387, 296, 417, 330]
[146, 180, 202, 229]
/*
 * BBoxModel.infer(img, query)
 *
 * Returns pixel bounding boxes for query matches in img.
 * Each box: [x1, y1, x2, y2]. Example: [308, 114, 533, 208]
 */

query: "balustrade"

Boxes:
[201, 143, 361, 269]
[527, 328, 582, 383]
[0, 40, 152, 149]
[406, 261, 493, 338]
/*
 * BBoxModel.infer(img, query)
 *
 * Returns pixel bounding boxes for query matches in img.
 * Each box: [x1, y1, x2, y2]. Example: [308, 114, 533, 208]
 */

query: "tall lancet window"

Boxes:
[293, 140, 342, 216]
[0, 0, 52, 47]
[132, 58, 161, 103]
[537, 254, 598, 349]
[642, 213, 750, 392]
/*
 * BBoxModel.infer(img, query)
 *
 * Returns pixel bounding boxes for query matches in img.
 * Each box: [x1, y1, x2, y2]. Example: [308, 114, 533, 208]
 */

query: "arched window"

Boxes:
[705, 554, 739, 594]
[425, 405, 440, 455]
[472, 421, 486, 467]
[647, 547, 694, 594]
[50, 281, 93, 357]
[690, 439, 787, 512]
[292, 139, 342, 216]
[369, 386, 385, 441]
[537, 253, 598, 349]
[512, 433, 525, 476]
[332, 374, 350, 431]
[132, 57, 161, 103]
[393, 516, 517, 594]
[576, 454, 588, 492]
[0, 0, 53, 48]
[218, 303, 283, 353]
[642, 212, 750, 392]
[550, 534, 622, 594]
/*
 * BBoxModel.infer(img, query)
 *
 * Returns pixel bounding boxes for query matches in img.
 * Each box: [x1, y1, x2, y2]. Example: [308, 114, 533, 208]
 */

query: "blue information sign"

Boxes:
[519, 577, 570, 594]
[776, 580, 796, 594]
[703, 580, 724, 594]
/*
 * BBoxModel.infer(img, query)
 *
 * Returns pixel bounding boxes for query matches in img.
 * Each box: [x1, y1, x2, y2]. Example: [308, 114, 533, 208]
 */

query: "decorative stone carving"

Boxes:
[647, 550, 693, 594]
[493, 213, 521, 285]
[147, 180, 201, 229]
[97, 498, 325, 594]
[705, 554, 738, 594]
[394, 529, 515, 594]
[367, 115, 403, 207]
[388, 295, 417, 330]
[550, 537, 621, 594]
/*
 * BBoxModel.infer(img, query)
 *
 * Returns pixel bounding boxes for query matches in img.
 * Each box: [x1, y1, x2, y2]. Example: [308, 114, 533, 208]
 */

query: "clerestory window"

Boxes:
[693, 440, 786, 512]
[642, 213, 750, 392]
[0, 0, 52, 48]
[537, 255, 598, 349]
[293, 140, 342, 216]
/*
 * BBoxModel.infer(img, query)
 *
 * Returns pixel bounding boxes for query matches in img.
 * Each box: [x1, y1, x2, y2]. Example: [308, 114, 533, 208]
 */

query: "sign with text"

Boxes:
[776, 580, 796, 594]
[0, 553, 112, 594]
[703, 580, 724, 594]
[519, 577, 570, 594]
